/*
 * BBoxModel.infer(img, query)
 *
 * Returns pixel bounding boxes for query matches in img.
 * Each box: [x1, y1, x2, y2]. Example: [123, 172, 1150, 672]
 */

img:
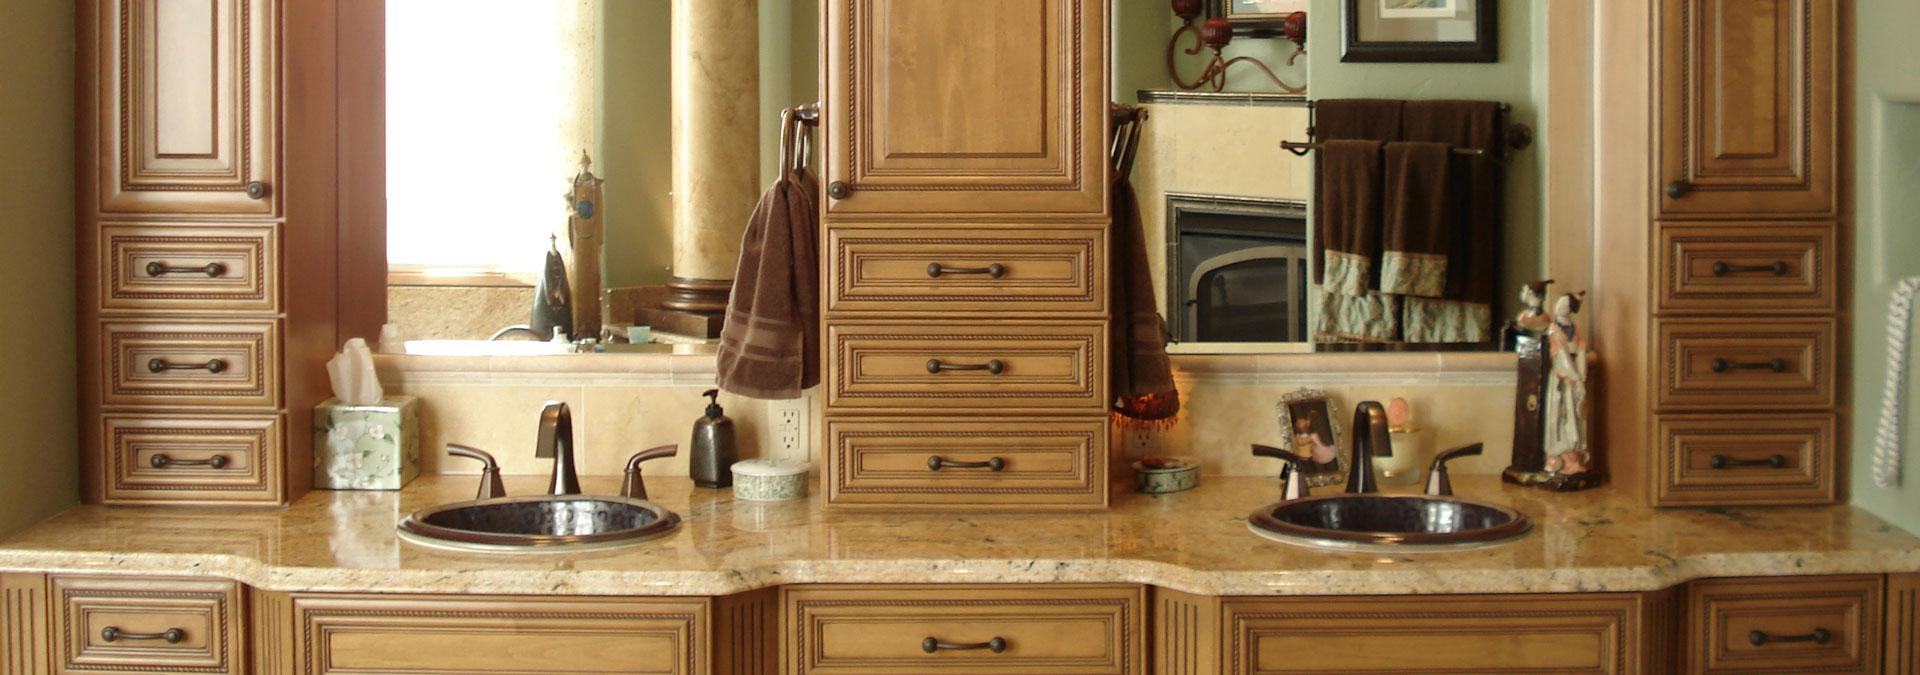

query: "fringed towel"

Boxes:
[1110, 178, 1179, 420]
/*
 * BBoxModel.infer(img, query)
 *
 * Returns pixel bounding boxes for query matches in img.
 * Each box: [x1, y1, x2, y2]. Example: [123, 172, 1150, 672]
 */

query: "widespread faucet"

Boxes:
[535, 400, 582, 495]
[1253, 400, 1485, 500]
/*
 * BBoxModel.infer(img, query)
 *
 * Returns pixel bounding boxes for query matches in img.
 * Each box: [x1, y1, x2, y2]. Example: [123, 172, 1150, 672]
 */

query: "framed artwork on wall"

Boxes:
[1342, 0, 1497, 63]
[1207, 0, 1310, 38]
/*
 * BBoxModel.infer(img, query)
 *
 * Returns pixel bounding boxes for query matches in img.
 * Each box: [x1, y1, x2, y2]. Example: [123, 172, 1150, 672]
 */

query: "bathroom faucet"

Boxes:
[535, 401, 582, 495]
[1345, 401, 1392, 494]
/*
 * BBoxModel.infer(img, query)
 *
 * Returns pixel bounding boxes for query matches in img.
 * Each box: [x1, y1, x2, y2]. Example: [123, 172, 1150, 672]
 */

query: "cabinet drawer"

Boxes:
[784, 584, 1142, 674]
[1654, 414, 1835, 506]
[1223, 594, 1646, 674]
[1655, 224, 1835, 314]
[827, 227, 1105, 315]
[101, 319, 279, 409]
[825, 417, 1108, 509]
[52, 575, 243, 675]
[101, 224, 278, 313]
[292, 594, 705, 674]
[827, 322, 1106, 413]
[103, 414, 281, 505]
[1655, 318, 1835, 410]
[1687, 576, 1882, 674]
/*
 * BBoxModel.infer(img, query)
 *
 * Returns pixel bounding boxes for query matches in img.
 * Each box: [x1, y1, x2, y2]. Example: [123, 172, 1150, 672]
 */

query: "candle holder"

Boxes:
[1167, 3, 1305, 93]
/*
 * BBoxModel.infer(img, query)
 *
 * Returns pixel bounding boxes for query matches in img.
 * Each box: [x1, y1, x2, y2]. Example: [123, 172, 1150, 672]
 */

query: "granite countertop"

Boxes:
[1, 474, 1915, 597]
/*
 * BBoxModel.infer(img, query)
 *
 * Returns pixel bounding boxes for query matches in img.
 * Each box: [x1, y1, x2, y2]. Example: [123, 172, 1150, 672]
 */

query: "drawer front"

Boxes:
[101, 319, 280, 409]
[101, 224, 278, 313]
[827, 227, 1106, 315]
[1655, 414, 1836, 506]
[1223, 594, 1643, 674]
[103, 414, 281, 505]
[1656, 224, 1835, 314]
[1687, 576, 1882, 674]
[826, 417, 1108, 509]
[1655, 318, 1835, 410]
[293, 594, 705, 674]
[53, 576, 242, 675]
[827, 322, 1106, 412]
[785, 585, 1142, 674]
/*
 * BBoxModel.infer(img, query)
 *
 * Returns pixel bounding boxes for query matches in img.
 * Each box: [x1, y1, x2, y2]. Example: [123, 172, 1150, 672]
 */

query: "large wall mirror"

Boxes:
[385, 0, 1539, 357]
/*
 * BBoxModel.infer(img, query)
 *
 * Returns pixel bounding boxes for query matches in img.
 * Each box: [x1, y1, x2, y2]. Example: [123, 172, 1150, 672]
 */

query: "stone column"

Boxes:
[659, 0, 761, 333]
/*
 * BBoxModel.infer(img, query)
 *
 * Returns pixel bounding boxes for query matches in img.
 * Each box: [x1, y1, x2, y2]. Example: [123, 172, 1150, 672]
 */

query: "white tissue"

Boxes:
[376, 323, 407, 355]
[327, 338, 384, 405]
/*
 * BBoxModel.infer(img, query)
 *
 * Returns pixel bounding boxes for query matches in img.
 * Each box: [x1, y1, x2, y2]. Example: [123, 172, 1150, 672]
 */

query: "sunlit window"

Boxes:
[385, 1, 594, 276]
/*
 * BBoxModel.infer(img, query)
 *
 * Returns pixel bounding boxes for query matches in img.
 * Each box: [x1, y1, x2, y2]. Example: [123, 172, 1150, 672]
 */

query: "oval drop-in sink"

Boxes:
[397, 494, 681, 553]
[1248, 494, 1532, 553]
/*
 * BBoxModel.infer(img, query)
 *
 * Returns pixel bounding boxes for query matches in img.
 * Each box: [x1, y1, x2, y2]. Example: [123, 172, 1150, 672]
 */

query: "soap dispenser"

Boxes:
[690, 389, 737, 488]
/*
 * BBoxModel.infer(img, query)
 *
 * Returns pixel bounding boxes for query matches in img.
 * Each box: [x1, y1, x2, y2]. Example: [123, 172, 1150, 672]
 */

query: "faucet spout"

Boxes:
[535, 401, 582, 495]
[1345, 401, 1391, 494]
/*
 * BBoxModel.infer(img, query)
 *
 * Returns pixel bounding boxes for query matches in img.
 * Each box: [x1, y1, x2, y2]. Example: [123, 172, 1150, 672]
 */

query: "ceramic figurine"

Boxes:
[1542, 291, 1591, 477]
[1505, 284, 1599, 491]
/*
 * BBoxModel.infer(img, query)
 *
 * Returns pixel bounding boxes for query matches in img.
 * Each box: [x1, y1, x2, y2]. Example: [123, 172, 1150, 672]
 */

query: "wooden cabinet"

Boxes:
[77, 0, 384, 506]
[1657, 0, 1839, 217]
[819, 0, 1112, 509]
[1655, 413, 1835, 505]
[822, 0, 1108, 219]
[50, 575, 245, 675]
[1686, 575, 1882, 674]
[782, 584, 1143, 674]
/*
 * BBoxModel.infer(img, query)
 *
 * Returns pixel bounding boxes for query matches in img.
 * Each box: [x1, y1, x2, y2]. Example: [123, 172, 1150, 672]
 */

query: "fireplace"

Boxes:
[1164, 193, 1310, 343]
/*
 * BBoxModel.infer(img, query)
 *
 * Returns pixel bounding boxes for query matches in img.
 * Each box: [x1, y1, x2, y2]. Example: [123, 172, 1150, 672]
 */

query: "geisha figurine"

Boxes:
[1504, 283, 1599, 491]
[1541, 291, 1591, 478]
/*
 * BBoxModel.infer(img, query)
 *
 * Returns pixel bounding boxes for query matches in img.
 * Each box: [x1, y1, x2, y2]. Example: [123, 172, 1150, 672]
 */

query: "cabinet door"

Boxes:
[291, 594, 707, 675]
[96, 0, 279, 215]
[824, 0, 1108, 219]
[1657, 0, 1837, 217]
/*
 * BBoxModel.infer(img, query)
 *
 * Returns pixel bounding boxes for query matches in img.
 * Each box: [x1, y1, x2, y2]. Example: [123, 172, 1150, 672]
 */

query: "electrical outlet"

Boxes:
[771, 397, 810, 460]
[1132, 428, 1155, 452]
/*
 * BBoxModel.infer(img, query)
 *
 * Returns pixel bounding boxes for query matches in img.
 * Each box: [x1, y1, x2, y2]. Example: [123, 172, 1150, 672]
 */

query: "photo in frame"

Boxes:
[1207, 0, 1310, 38]
[1342, 0, 1496, 62]
[1275, 388, 1346, 487]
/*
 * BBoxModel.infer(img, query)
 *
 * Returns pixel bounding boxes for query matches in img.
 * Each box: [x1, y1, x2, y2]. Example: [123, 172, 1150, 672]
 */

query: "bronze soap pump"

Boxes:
[690, 389, 737, 488]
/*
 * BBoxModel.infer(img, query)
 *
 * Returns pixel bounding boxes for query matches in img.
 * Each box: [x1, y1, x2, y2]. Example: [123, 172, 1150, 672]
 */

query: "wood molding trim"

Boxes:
[714, 587, 776, 675]
[1892, 573, 1919, 675]
[1152, 587, 1220, 675]
[0, 574, 50, 675]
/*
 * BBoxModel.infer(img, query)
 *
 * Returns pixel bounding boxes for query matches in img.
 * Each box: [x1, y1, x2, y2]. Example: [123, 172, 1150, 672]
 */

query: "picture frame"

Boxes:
[1342, 0, 1497, 63]
[1206, 0, 1310, 39]
[1275, 388, 1346, 486]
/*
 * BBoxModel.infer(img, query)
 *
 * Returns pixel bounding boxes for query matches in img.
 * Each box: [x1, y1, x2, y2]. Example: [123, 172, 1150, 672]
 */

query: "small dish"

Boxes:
[1132, 455, 1200, 494]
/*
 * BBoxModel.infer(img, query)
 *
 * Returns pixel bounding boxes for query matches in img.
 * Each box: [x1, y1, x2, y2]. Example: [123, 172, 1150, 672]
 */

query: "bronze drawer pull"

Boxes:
[1711, 261, 1789, 277]
[150, 453, 229, 470]
[100, 626, 185, 644]
[1708, 357, 1785, 374]
[148, 358, 228, 374]
[1709, 454, 1786, 470]
[145, 261, 226, 278]
[927, 456, 1006, 472]
[926, 359, 1004, 375]
[1665, 180, 1690, 199]
[922, 636, 1007, 653]
[1749, 627, 1830, 647]
[245, 181, 269, 200]
[926, 263, 1006, 278]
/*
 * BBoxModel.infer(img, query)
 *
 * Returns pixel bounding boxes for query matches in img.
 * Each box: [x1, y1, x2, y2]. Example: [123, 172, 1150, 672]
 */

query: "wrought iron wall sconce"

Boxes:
[1167, 0, 1306, 94]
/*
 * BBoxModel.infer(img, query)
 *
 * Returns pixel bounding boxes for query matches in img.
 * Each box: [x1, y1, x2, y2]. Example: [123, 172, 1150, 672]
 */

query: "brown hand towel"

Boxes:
[1311, 99, 1404, 286]
[1317, 139, 1386, 297]
[715, 168, 821, 400]
[1380, 141, 1452, 299]
[1110, 178, 1178, 419]
[1400, 100, 1502, 306]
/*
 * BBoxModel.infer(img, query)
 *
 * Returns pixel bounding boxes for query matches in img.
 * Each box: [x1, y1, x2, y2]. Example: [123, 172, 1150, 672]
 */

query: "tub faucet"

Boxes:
[535, 401, 582, 495]
[1345, 401, 1392, 494]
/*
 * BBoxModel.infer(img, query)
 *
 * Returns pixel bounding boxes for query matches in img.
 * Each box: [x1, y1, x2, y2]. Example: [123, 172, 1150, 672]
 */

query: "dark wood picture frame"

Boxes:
[1205, 0, 1309, 39]
[1341, 0, 1497, 63]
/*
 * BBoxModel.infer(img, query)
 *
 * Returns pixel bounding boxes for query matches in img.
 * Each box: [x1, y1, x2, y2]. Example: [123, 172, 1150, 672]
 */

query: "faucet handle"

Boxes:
[1423, 443, 1484, 497]
[622, 445, 679, 500]
[1251, 444, 1310, 501]
[446, 444, 508, 500]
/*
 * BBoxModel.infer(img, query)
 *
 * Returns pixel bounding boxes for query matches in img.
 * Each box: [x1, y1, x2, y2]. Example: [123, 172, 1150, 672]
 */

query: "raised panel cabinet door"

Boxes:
[96, 0, 279, 215]
[1657, 0, 1838, 217]
[824, 0, 1109, 218]
[51, 575, 244, 675]
[1686, 575, 1882, 674]
[291, 594, 708, 675]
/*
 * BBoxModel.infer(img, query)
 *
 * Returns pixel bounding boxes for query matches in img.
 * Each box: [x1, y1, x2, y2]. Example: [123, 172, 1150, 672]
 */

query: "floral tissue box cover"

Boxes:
[315, 396, 420, 490]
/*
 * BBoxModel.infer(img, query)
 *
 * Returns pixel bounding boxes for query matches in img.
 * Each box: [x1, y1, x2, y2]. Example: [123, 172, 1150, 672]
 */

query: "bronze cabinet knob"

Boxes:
[827, 181, 851, 199]
[245, 181, 269, 200]
[1664, 180, 1690, 199]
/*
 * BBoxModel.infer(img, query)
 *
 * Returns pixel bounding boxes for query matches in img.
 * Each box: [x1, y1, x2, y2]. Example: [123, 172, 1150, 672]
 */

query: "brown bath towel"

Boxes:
[1380, 141, 1453, 299]
[1401, 100, 1502, 307]
[715, 166, 821, 399]
[1311, 99, 1404, 286]
[1110, 178, 1178, 418]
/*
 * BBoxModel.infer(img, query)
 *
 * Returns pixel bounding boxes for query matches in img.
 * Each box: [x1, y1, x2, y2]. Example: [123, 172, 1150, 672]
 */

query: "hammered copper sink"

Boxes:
[1249, 493, 1533, 551]
[397, 494, 681, 552]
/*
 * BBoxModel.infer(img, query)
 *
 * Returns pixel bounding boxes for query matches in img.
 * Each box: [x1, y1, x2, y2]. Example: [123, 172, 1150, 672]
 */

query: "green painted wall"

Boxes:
[0, 0, 79, 537]
[1851, 0, 1920, 533]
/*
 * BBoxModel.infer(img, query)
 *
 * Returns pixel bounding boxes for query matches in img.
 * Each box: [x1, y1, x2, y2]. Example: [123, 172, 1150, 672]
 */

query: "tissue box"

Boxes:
[314, 396, 420, 490]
